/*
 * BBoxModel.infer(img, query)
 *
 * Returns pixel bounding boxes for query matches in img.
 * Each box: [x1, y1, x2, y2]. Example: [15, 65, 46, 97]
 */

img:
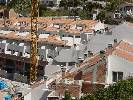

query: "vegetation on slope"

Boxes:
[64, 78, 133, 100]
[81, 78, 133, 100]
[0, 0, 133, 24]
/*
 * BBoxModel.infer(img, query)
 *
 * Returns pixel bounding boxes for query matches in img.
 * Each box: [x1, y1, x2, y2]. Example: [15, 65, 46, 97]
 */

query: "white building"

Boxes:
[79, 40, 133, 85]
[106, 40, 133, 84]
[40, 0, 61, 6]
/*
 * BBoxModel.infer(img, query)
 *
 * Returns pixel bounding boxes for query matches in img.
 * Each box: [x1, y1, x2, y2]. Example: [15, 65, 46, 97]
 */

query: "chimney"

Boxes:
[114, 39, 117, 43]
[84, 53, 87, 59]
[100, 50, 105, 59]
[74, 44, 76, 48]
[61, 65, 67, 78]
[108, 44, 113, 49]
[113, 39, 118, 47]
[88, 51, 93, 57]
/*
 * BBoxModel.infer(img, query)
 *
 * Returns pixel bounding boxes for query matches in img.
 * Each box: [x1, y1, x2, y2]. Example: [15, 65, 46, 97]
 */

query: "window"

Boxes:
[19, 52, 23, 57]
[75, 36, 80, 38]
[8, 49, 11, 51]
[40, 55, 44, 61]
[45, 32, 50, 34]
[112, 71, 123, 82]
[12, 50, 15, 54]
[68, 35, 73, 37]
[129, 72, 133, 77]
[118, 72, 123, 80]
[1, 49, 4, 53]
[113, 72, 117, 82]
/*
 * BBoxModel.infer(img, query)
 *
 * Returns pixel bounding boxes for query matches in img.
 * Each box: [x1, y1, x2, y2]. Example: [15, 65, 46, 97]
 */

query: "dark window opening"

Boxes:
[2, 49, 4, 53]
[75, 36, 80, 38]
[113, 72, 117, 82]
[118, 72, 123, 80]
[112, 71, 123, 82]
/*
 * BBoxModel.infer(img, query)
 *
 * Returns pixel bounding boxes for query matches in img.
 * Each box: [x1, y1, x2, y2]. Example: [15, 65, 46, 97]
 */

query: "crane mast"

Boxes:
[30, 0, 39, 83]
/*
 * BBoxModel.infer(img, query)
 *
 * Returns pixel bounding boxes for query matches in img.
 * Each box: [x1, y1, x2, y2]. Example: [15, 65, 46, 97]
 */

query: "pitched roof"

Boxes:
[112, 40, 133, 62]
[54, 47, 79, 63]
[64, 40, 133, 82]
[81, 40, 133, 68]
[0, 31, 67, 46]
[1, 17, 98, 35]
[50, 83, 81, 97]
[82, 82, 105, 94]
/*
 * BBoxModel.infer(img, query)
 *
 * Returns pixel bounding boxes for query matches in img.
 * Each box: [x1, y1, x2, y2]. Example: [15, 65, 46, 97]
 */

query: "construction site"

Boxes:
[0, 0, 52, 99]
[0, 0, 133, 100]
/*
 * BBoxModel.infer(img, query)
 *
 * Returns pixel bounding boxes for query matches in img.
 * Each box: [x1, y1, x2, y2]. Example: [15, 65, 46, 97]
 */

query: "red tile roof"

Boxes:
[113, 49, 133, 62]
[64, 40, 133, 83]
[2, 17, 98, 35]
[82, 82, 105, 94]
[0, 31, 67, 46]
[117, 41, 133, 53]
[52, 83, 81, 97]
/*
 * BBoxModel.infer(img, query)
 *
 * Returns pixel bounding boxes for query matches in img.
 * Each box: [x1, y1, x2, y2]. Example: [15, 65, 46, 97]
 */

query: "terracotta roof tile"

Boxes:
[117, 40, 133, 53]
[0, 31, 66, 45]
[113, 49, 133, 62]
[53, 83, 81, 97]
[64, 40, 133, 83]
[82, 82, 105, 93]
[0, 17, 99, 45]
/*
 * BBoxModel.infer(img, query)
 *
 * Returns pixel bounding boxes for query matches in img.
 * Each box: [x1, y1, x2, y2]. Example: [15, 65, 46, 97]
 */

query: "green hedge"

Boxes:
[81, 78, 133, 100]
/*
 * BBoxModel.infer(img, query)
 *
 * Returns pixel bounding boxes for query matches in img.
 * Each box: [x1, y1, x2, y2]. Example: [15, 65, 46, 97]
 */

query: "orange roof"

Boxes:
[81, 40, 133, 68]
[116, 41, 133, 53]
[113, 49, 133, 62]
[65, 29, 81, 35]
[0, 17, 99, 41]
[83, 29, 93, 33]
[0, 31, 67, 46]
[128, 22, 133, 26]
[53, 83, 81, 97]
[64, 40, 133, 82]
[112, 41, 133, 62]
[44, 27, 60, 32]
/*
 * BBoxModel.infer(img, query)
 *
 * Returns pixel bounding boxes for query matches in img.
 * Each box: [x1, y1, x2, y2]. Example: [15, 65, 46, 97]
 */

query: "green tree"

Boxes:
[64, 90, 72, 100]
[39, 4, 47, 16]
[59, 0, 68, 10]
[105, 0, 124, 12]
[81, 78, 133, 100]
[96, 10, 105, 22]
[9, 0, 31, 16]
[68, 0, 80, 7]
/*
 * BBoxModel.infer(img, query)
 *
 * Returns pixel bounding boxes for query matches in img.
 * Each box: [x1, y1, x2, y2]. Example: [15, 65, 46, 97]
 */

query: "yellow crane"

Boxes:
[30, 0, 39, 84]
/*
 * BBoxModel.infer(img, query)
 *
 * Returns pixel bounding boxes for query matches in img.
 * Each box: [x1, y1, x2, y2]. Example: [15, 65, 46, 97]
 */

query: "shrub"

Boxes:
[81, 78, 133, 100]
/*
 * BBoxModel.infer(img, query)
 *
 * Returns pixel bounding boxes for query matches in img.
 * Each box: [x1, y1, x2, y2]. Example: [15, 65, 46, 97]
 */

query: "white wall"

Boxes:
[62, 37, 73, 46]
[39, 34, 49, 38]
[91, 22, 104, 31]
[54, 0, 61, 5]
[0, 43, 6, 52]
[106, 55, 133, 84]
[74, 38, 81, 45]
[53, 24, 60, 28]
[76, 26, 83, 30]
[40, 0, 61, 5]
[24, 92, 31, 100]
[62, 37, 81, 46]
